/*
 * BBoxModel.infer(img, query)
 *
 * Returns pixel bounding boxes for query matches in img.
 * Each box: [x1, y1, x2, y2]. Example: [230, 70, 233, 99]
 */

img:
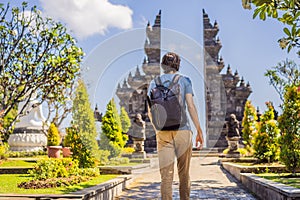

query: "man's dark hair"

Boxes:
[161, 52, 181, 73]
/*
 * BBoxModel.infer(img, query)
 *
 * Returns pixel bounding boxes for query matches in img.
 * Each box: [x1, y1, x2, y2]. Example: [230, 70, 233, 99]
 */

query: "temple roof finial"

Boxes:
[227, 64, 232, 75]
[240, 77, 245, 87]
[234, 70, 239, 76]
[214, 20, 218, 27]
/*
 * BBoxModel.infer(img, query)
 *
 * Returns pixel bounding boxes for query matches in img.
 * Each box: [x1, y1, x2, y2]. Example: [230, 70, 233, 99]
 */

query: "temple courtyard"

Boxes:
[115, 156, 257, 200]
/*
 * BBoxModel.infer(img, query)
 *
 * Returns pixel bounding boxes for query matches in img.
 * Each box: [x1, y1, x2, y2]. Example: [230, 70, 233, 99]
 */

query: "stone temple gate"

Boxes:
[114, 10, 251, 152]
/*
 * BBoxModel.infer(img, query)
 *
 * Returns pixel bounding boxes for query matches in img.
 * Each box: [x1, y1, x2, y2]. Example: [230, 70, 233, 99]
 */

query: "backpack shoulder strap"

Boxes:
[154, 76, 163, 86]
[169, 74, 181, 88]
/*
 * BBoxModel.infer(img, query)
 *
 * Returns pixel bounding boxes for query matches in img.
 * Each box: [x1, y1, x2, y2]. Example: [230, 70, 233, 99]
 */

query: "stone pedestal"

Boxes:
[132, 151, 147, 159]
[225, 136, 240, 158]
[132, 138, 146, 159]
[8, 128, 47, 152]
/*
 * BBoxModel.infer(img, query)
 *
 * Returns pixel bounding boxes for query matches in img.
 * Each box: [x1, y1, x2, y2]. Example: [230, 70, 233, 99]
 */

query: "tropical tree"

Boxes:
[252, 102, 280, 162]
[71, 79, 98, 167]
[44, 80, 77, 129]
[278, 85, 300, 175]
[0, 2, 83, 140]
[265, 59, 300, 101]
[120, 107, 131, 134]
[242, 100, 258, 152]
[242, 0, 300, 55]
[100, 99, 128, 158]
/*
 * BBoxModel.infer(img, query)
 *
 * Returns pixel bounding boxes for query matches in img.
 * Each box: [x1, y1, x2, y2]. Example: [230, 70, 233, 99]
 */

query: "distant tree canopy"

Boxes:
[265, 59, 300, 101]
[242, 0, 300, 101]
[242, 0, 300, 55]
[0, 2, 83, 139]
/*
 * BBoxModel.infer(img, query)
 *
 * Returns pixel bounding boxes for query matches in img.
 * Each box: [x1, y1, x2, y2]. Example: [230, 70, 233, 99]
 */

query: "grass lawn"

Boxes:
[258, 173, 300, 189]
[105, 162, 145, 167]
[232, 162, 284, 167]
[0, 160, 36, 168]
[0, 174, 119, 194]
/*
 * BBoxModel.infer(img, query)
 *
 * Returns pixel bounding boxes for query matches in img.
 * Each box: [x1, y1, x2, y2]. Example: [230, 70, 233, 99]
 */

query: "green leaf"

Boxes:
[291, 25, 296, 36]
[259, 9, 267, 20]
[284, 27, 291, 36]
[287, 44, 293, 52]
[272, 9, 278, 18]
[253, 8, 261, 19]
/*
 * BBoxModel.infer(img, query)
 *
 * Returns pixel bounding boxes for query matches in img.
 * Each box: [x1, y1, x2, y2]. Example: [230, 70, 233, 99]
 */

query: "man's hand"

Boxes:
[195, 130, 204, 150]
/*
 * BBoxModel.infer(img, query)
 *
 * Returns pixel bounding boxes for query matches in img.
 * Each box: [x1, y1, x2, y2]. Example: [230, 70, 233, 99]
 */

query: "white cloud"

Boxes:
[39, 0, 133, 39]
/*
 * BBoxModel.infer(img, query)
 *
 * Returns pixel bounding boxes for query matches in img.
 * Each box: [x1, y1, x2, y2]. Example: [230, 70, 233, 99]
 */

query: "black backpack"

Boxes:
[147, 74, 187, 130]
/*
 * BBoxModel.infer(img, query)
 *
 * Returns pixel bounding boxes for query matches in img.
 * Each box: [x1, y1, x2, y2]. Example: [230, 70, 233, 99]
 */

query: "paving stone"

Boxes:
[115, 157, 257, 199]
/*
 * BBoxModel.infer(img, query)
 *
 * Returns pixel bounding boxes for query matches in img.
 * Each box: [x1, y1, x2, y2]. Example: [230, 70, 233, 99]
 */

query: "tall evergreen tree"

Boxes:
[100, 99, 128, 157]
[278, 85, 300, 175]
[252, 102, 280, 162]
[120, 107, 131, 134]
[242, 100, 258, 152]
[71, 79, 98, 166]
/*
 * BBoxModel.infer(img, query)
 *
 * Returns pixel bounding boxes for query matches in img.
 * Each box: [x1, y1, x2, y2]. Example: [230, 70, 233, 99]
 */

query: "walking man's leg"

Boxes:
[175, 130, 193, 200]
[157, 131, 176, 200]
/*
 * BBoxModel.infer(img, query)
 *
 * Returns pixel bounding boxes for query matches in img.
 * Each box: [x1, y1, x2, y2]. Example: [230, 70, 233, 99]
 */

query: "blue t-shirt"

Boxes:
[147, 73, 194, 130]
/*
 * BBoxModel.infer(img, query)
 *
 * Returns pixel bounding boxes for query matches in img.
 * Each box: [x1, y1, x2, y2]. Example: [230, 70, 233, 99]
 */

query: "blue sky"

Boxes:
[5, 0, 299, 130]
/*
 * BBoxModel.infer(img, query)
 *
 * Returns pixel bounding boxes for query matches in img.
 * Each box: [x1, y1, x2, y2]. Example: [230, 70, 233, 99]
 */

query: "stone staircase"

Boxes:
[192, 147, 224, 157]
[146, 148, 224, 158]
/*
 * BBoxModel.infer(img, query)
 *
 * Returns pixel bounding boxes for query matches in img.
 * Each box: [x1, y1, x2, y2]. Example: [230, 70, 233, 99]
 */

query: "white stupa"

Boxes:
[8, 92, 48, 152]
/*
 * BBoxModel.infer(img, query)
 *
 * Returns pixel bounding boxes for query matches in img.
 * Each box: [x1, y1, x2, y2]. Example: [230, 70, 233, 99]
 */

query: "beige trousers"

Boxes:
[156, 130, 193, 200]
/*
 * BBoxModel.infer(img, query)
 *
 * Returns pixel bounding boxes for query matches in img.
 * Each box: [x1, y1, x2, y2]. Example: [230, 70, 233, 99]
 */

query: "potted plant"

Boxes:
[47, 123, 62, 158]
[62, 127, 73, 157]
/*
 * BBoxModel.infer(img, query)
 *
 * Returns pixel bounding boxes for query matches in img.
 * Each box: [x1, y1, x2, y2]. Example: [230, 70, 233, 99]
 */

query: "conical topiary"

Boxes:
[47, 123, 61, 146]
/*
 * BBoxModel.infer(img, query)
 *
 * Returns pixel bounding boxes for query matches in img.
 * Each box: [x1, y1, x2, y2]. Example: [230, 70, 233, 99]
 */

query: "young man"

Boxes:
[147, 52, 204, 200]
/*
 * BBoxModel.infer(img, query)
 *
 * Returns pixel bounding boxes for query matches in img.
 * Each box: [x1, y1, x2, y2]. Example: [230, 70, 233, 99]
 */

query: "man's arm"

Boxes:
[186, 93, 204, 149]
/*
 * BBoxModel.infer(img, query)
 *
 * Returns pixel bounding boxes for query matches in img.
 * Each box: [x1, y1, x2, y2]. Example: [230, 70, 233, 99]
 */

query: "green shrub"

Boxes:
[121, 147, 135, 155]
[8, 150, 46, 158]
[238, 148, 248, 156]
[95, 149, 110, 166]
[63, 129, 72, 147]
[24, 158, 100, 189]
[222, 148, 229, 155]
[77, 167, 100, 177]
[0, 143, 9, 159]
[108, 157, 130, 165]
[99, 135, 122, 159]
[18, 176, 89, 189]
[47, 123, 61, 146]
[252, 102, 280, 162]
[65, 126, 96, 168]
[29, 158, 80, 180]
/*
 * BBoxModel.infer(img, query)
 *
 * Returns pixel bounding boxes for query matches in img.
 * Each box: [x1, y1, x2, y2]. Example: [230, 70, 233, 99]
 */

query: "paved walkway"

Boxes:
[115, 156, 257, 200]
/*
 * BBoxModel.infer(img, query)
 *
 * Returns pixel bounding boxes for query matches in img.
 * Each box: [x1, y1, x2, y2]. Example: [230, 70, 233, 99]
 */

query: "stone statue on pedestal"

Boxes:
[225, 114, 241, 157]
[131, 113, 146, 158]
[8, 92, 48, 152]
